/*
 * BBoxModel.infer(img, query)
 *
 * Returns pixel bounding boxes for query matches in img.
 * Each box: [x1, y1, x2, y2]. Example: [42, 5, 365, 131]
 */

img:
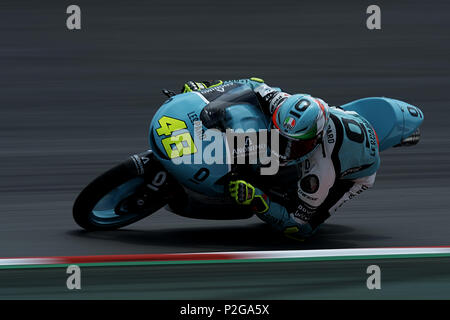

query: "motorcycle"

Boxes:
[73, 84, 424, 231]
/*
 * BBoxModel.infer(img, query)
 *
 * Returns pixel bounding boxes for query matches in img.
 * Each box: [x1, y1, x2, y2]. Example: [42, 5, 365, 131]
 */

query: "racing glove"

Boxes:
[181, 80, 223, 93]
[228, 180, 319, 240]
[228, 180, 269, 214]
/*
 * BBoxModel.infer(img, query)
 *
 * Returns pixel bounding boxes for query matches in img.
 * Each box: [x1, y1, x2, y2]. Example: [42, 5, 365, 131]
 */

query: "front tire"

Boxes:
[73, 152, 169, 231]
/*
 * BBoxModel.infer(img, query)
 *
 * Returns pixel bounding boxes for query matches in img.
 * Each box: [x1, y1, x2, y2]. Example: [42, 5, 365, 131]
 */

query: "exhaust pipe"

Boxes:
[394, 128, 421, 147]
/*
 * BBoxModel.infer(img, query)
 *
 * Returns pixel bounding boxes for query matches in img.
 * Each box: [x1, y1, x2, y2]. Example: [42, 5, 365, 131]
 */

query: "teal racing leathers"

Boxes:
[182, 78, 380, 240]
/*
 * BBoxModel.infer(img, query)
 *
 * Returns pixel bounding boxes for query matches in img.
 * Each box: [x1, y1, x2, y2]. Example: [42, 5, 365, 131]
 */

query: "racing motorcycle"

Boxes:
[73, 85, 424, 231]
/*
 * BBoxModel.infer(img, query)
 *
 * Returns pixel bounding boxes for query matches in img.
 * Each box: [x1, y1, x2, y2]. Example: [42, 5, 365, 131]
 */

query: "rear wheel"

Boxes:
[73, 151, 171, 231]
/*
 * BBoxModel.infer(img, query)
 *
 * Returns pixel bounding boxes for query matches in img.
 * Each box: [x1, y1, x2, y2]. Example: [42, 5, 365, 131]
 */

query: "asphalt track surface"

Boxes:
[0, 0, 450, 298]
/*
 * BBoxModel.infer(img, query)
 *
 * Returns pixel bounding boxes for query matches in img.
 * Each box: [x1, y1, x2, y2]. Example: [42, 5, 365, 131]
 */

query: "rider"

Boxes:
[181, 77, 380, 240]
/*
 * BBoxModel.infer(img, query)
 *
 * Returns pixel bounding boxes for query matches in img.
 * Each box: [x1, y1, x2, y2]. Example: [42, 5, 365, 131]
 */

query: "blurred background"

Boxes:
[0, 0, 449, 259]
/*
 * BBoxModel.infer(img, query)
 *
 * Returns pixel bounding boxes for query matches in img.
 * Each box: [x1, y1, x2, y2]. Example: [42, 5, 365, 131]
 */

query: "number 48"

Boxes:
[155, 116, 197, 159]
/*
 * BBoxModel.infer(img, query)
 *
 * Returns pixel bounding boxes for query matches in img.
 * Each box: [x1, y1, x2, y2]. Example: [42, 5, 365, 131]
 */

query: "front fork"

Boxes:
[119, 150, 185, 214]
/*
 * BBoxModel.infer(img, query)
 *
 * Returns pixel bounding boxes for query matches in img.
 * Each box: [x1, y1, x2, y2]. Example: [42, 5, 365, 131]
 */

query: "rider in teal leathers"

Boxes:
[181, 77, 380, 240]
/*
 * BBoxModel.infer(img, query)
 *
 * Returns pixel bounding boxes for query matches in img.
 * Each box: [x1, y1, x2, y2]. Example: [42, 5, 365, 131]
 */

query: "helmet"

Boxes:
[271, 94, 330, 165]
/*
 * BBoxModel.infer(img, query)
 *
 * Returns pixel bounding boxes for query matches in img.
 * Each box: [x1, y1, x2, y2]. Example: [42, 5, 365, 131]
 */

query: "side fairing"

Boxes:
[148, 90, 269, 196]
[149, 92, 228, 196]
[341, 97, 424, 152]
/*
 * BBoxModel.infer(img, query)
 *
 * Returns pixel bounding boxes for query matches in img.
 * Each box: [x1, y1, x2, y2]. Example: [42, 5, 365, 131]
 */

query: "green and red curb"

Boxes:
[1, 247, 450, 270]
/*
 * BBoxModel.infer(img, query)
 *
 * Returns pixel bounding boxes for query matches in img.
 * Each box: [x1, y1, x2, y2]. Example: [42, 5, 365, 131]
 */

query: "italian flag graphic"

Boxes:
[284, 117, 296, 129]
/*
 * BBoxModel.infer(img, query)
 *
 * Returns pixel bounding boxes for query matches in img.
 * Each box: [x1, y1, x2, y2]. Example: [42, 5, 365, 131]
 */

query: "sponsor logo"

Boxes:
[341, 163, 373, 177]
[254, 83, 274, 98]
[298, 190, 318, 201]
[293, 202, 317, 221]
[326, 124, 335, 143]
[200, 82, 239, 95]
[187, 111, 199, 124]
[348, 184, 369, 199]
[269, 93, 290, 113]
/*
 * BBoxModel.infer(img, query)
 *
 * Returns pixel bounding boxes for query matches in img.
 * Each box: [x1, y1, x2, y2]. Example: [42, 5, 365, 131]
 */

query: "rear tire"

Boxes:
[73, 152, 168, 231]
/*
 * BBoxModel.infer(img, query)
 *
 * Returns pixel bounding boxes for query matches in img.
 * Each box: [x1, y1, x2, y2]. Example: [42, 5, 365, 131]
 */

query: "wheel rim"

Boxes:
[90, 177, 145, 225]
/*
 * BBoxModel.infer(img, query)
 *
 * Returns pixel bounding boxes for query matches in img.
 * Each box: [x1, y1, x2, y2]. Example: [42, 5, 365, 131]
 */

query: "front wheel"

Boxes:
[73, 151, 173, 231]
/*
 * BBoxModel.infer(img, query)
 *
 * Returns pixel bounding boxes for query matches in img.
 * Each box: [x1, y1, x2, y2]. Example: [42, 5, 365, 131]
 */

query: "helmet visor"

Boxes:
[275, 133, 320, 163]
